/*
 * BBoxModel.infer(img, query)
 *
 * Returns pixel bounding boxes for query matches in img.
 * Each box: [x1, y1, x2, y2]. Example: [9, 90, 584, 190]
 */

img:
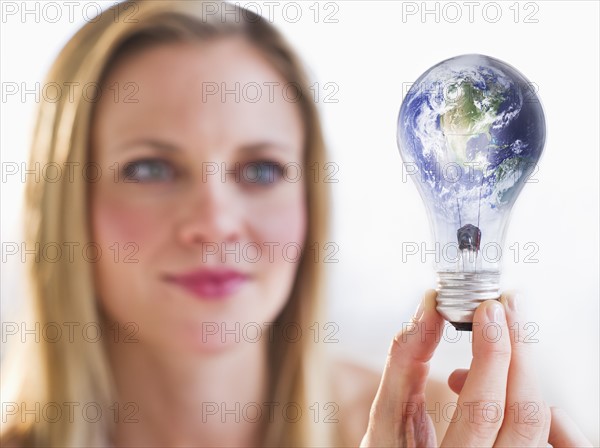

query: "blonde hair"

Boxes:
[1, 1, 335, 446]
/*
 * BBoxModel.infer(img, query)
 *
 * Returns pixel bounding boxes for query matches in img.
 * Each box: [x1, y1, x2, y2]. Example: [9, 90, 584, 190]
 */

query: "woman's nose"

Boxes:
[176, 175, 242, 247]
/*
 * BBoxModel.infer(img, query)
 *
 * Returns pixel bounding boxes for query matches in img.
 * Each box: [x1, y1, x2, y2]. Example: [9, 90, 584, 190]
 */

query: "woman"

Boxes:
[0, 1, 592, 447]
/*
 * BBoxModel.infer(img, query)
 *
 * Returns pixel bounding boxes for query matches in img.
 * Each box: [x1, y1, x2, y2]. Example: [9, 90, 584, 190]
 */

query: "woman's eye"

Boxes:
[122, 159, 175, 183]
[241, 160, 284, 185]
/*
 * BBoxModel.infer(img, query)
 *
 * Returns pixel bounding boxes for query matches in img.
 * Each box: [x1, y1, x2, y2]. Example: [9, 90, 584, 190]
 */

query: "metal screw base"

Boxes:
[436, 271, 501, 326]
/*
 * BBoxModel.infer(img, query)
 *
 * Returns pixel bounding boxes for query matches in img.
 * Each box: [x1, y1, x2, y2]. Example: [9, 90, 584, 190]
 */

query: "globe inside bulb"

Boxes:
[397, 54, 546, 330]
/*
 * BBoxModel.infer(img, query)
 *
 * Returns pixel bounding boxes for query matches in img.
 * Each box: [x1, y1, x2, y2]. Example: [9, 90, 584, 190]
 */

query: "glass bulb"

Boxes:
[396, 54, 546, 331]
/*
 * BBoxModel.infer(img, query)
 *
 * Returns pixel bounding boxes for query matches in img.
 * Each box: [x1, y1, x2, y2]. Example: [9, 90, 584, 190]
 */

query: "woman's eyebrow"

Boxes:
[113, 139, 295, 154]
[114, 139, 179, 154]
[239, 142, 295, 154]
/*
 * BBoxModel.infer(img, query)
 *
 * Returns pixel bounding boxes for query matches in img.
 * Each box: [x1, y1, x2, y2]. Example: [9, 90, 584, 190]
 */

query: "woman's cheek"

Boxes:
[91, 200, 166, 303]
[250, 190, 307, 265]
[93, 199, 165, 249]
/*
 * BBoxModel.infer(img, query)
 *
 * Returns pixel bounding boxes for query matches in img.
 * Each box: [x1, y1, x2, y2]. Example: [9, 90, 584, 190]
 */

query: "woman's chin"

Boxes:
[169, 322, 263, 356]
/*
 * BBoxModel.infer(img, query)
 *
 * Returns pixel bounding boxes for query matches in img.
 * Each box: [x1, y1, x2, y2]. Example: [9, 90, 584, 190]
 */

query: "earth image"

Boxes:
[397, 54, 546, 224]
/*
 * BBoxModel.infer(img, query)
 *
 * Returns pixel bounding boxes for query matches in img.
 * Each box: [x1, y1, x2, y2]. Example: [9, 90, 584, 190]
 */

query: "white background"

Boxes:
[1, 1, 598, 444]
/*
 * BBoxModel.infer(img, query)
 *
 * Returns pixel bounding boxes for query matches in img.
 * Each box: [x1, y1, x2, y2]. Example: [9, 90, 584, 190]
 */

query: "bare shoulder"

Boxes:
[0, 431, 25, 448]
[331, 357, 456, 445]
[330, 356, 382, 447]
[424, 375, 457, 442]
[332, 356, 381, 404]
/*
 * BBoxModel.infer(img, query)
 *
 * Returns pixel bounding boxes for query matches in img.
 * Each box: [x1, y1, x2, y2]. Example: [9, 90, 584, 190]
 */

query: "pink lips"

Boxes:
[165, 268, 249, 300]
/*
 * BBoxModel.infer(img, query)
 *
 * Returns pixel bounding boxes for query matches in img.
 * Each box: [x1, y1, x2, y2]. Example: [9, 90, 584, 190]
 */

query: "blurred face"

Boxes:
[90, 38, 306, 354]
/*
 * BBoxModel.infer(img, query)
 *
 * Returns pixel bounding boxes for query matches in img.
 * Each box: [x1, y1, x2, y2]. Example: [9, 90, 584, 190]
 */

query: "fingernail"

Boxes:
[413, 299, 425, 322]
[486, 301, 505, 323]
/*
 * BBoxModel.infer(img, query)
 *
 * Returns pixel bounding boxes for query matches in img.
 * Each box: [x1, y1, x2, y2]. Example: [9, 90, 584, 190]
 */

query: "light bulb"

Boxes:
[396, 54, 546, 331]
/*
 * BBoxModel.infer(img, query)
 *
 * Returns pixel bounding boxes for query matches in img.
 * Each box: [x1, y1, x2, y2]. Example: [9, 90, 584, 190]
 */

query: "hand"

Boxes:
[360, 289, 593, 447]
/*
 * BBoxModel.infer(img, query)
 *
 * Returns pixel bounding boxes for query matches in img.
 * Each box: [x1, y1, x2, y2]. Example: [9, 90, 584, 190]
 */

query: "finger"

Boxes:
[365, 289, 444, 446]
[548, 406, 593, 447]
[495, 292, 548, 446]
[441, 299, 511, 448]
[448, 368, 469, 395]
